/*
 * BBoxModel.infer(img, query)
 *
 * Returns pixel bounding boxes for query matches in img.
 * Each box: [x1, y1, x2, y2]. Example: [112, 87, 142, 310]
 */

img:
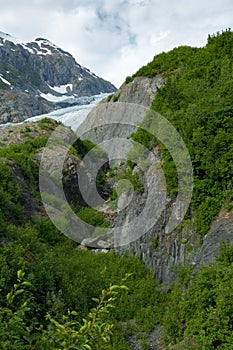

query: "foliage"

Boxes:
[161, 242, 233, 349]
[0, 30, 233, 349]
[125, 76, 134, 84]
[131, 127, 157, 150]
[0, 160, 24, 225]
[151, 236, 159, 249]
[0, 136, 48, 195]
[75, 206, 109, 228]
[0, 129, 161, 347]
[0, 270, 129, 349]
[108, 164, 144, 204]
[130, 29, 233, 235]
[73, 138, 97, 159]
[107, 93, 113, 101]
[38, 118, 57, 130]
[113, 93, 120, 102]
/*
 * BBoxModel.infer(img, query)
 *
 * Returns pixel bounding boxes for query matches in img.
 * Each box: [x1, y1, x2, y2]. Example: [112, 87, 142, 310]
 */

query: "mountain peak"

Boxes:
[0, 30, 116, 123]
[0, 31, 22, 45]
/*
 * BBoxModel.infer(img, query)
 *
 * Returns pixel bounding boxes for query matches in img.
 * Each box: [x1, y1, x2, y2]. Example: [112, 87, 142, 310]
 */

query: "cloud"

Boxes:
[0, 0, 232, 87]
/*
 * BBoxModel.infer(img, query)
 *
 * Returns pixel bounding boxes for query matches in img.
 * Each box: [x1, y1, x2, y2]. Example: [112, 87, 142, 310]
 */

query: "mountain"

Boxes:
[0, 29, 232, 349]
[79, 29, 233, 279]
[0, 31, 116, 123]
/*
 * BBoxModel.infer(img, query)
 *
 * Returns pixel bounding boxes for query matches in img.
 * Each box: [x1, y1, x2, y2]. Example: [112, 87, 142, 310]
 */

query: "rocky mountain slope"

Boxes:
[0, 29, 232, 350]
[1, 30, 232, 286]
[0, 31, 116, 123]
[78, 30, 233, 284]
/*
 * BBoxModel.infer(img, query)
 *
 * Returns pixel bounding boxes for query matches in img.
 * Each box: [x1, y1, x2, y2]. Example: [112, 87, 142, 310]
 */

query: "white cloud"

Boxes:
[0, 0, 232, 87]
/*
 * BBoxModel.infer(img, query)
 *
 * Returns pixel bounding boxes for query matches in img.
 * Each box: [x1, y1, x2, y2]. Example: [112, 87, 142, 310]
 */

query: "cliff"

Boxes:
[77, 57, 233, 283]
[1, 30, 232, 287]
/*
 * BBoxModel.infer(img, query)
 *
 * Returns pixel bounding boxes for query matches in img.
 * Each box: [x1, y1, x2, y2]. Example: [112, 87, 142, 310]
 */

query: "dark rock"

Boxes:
[0, 32, 116, 123]
[196, 209, 233, 267]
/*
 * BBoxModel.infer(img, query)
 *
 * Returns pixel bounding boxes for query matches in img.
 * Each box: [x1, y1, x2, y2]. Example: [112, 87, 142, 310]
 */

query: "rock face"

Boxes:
[0, 31, 116, 123]
[76, 75, 164, 140]
[107, 75, 164, 106]
[78, 75, 233, 284]
[196, 209, 233, 267]
[0, 90, 54, 123]
[80, 161, 233, 284]
[2, 64, 232, 285]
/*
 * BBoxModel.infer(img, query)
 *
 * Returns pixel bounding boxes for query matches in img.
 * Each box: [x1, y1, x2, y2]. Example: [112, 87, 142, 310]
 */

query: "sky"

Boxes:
[0, 0, 232, 88]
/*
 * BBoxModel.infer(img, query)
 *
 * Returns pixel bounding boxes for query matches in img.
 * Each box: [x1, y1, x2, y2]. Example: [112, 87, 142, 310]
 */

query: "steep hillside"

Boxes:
[0, 30, 233, 349]
[0, 31, 116, 123]
[78, 30, 233, 282]
[0, 119, 164, 349]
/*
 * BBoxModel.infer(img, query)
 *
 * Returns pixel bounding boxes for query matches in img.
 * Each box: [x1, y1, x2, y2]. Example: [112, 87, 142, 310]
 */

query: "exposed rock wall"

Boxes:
[196, 209, 233, 267]
[79, 75, 233, 284]
[0, 90, 54, 123]
[76, 75, 164, 143]
[108, 75, 164, 106]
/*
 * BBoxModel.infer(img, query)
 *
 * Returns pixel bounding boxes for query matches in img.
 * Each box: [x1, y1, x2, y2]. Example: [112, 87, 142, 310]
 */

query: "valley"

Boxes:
[0, 29, 232, 349]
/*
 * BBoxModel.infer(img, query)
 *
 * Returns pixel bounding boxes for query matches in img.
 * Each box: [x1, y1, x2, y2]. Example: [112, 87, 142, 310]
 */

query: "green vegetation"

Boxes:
[38, 117, 57, 131]
[0, 121, 162, 348]
[113, 93, 120, 102]
[0, 79, 10, 90]
[151, 236, 159, 249]
[125, 76, 134, 84]
[161, 241, 233, 349]
[75, 206, 109, 228]
[107, 93, 113, 101]
[131, 29, 233, 235]
[0, 270, 129, 349]
[73, 137, 107, 160]
[0, 227, 162, 348]
[107, 163, 144, 203]
[0, 30, 233, 349]
[73, 137, 96, 158]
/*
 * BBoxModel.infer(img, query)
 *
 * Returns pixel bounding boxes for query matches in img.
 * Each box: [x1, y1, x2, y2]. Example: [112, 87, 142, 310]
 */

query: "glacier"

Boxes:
[0, 93, 109, 131]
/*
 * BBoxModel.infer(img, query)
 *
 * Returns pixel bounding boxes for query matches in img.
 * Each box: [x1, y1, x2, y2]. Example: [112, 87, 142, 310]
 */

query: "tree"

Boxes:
[0, 270, 129, 349]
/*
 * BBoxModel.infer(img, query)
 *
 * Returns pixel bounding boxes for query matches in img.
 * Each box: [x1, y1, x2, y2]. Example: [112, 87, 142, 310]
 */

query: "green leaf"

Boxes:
[71, 310, 78, 316]
[17, 270, 24, 281]
[109, 285, 120, 292]
[120, 285, 129, 291]
[22, 281, 33, 287]
[15, 289, 24, 296]
[6, 291, 13, 302]
[92, 298, 99, 303]
[83, 345, 92, 349]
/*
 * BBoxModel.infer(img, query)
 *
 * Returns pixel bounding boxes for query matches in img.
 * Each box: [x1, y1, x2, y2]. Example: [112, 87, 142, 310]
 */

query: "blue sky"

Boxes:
[0, 0, 232, 87]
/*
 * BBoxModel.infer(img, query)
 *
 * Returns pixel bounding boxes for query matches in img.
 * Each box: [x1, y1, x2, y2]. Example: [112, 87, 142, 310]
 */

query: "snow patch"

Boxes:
[40, 92, 75, 103]
[0, 31, 22, 44]
[36, 48, 52, 56]
[32, 38, 61, 55]
[0, 75, 11, 86]
[35, 38, 60, 51]
[0, 32, 63, 56]
[48, 84, 73, 94]
[21, 44, 35, 54]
